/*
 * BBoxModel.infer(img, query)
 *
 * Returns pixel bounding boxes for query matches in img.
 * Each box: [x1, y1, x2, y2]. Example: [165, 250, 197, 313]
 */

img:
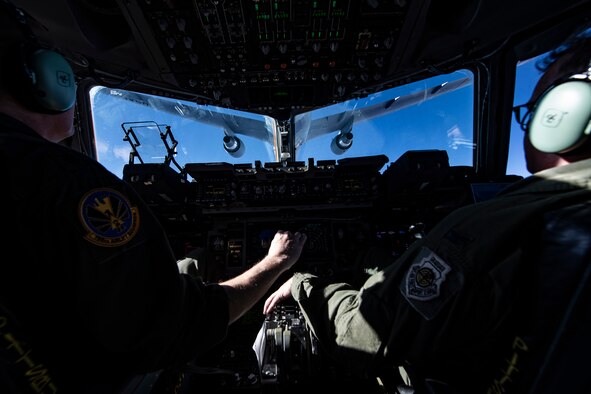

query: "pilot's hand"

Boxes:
[263, 277, 293, 315]
[266, 230, 307, 270]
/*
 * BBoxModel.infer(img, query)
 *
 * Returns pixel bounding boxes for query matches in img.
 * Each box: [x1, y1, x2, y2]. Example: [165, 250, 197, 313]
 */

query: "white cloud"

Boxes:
[95, 138, 108, 155]
[113, 145, 131, 162]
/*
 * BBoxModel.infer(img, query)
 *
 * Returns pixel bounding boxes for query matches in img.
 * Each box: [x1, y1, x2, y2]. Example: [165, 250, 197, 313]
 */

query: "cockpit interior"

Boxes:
[9, 0, 591, 392]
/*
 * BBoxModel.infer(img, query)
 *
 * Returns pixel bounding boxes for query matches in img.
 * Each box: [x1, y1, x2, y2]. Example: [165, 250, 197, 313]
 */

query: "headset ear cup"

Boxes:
[21, 47, 76, 113]
[528, 80, 591, 153]
[0, 1, 76, 112]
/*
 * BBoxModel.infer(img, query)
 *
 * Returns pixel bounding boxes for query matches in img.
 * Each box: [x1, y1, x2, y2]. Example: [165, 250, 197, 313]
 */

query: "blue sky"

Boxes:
[91, 60, 540, 181]
[91, 70, 475, 179]
[507, 56, 545, 177]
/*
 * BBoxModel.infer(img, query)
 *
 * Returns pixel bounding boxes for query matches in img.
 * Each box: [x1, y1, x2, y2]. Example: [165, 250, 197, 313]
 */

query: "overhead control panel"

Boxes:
[118, 0, 418, 119]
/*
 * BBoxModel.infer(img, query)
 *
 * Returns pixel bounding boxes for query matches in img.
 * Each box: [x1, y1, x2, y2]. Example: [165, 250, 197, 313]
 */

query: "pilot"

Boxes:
[264, 25, 591, 393]
[0, 3, 306, 393]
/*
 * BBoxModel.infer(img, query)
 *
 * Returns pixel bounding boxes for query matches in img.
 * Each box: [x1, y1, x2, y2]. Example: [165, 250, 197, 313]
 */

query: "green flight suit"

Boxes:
[291, 158, 591, 391]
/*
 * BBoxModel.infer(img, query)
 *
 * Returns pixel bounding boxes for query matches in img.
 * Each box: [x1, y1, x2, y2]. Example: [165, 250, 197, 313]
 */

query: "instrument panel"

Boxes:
[123, 150, 480, 279]
[121, 149, 521, 392]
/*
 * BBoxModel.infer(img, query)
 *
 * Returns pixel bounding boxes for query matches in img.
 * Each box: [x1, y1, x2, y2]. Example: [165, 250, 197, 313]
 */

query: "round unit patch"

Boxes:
[79, 188, 139, 247]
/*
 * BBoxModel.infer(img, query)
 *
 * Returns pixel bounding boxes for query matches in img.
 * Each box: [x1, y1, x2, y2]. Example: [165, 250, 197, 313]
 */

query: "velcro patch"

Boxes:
[79, 188, 139, 247]
[400, 247, 462, 320]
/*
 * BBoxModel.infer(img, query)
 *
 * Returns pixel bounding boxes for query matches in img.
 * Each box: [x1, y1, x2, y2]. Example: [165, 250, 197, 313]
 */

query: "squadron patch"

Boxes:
[400, 247, 462, 320]
[79, 188, 139, 247]
[405, 249, 450, 301]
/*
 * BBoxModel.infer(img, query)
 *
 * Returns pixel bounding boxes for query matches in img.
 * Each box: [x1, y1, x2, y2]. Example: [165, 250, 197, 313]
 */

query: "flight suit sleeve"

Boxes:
[291, 271, 398, 374]
[289, 242, 450, 376]
[73, 179, 230, 370]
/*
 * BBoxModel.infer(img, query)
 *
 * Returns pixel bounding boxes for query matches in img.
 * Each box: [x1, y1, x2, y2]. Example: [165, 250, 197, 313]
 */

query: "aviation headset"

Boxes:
[527, 63, 591, 154]
[0, 0, 76, 113]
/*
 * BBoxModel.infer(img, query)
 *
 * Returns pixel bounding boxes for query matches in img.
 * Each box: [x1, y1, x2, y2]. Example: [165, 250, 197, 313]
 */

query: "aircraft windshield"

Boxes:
[90, 69, 474, 179]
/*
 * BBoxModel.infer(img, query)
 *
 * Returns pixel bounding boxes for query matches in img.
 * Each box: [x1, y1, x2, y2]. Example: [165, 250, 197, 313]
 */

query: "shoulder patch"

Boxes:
[400, 247, 463, 320]
[79, 188, 140, 247]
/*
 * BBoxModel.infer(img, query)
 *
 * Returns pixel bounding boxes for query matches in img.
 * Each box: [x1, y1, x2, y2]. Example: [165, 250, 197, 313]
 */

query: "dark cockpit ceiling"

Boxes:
[11, 0, 591, 121]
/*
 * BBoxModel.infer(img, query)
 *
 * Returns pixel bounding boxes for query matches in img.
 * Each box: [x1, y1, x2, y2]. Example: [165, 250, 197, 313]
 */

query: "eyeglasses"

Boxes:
[512, 101, 535, 131]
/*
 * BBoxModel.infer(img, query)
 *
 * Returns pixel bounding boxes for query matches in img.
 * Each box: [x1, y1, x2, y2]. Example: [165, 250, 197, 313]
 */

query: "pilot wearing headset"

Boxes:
[520, 36, 591, 172]
[0, 3, 306, 393]
[264, 26, 591, 394]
